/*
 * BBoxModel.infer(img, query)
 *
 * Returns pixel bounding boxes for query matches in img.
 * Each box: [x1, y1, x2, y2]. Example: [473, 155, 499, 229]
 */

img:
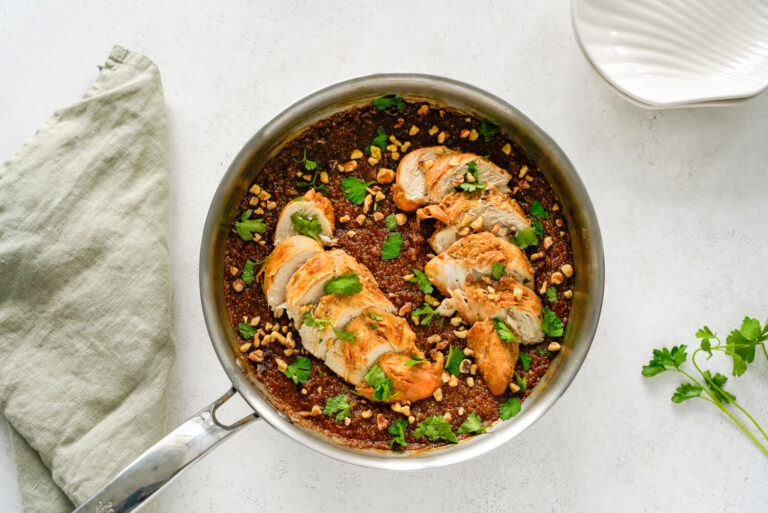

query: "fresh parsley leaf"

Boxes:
[408, 269, 433, 294]
[368, 311, 384, 321]
[520, 353, 531, 372]
[531, 219, 544, 237]
[303, 311, 331, 329]
[671, 382, 703, 403]
[294, 148, 317, 171]
[237, 323, 257, 339]
[341, 177, 374, 205]
[324, 273, 363, 296]
[405, 354, 428, 366]
[365, 364, 396, 401]
[702, 370, 736, 403]
[458, 161, 485, 193]
[500, 397, 521, 420]
[545, 286, 557, 303]
[530, 200, 550, 219]
[536, 347, 554, 358]
[445, 345, 463, 376]
[696, 325, 715, 356]
[368, 323, 378, 330]
[323, 393, 351, 421]
[235, 209, 266, 241]
[478, 119, 500, 142]
[381, 232, 403, 260]
[284, 356, 311, 384]
[516, 372, 527, 393]
[385, 214, 398, 231]
[372, 94, 405, 110]
[388, 418, 408, 448]
[412, 301, 437, 325]
[414, 416, 457, 443]
[510, 227, 538, 249]
[241, 259, 256, 285]
[365, 126, 389, 155]
[333, 327, 358, 343]
[291, 213, 322, 241]
[491, 261, 506, 280]
[541, 307, 564, 337]
[641, 345, 688, 377]
[492, 317, 518, 343]
[458, 412, 487, 434]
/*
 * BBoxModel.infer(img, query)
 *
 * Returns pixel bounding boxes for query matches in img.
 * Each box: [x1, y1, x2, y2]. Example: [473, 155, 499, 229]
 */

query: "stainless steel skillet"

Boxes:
[75, 74, 604, 513]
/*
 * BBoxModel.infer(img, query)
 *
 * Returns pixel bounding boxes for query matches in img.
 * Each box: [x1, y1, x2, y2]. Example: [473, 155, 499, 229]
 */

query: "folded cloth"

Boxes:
[0, 46, 175, 512]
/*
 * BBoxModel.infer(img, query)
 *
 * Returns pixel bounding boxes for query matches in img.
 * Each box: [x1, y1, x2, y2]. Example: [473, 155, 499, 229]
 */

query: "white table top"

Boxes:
[2, 1, 767, 512]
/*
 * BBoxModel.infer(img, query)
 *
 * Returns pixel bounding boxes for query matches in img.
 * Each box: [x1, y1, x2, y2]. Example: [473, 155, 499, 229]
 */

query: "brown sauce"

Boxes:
[223, 101, 574, 450]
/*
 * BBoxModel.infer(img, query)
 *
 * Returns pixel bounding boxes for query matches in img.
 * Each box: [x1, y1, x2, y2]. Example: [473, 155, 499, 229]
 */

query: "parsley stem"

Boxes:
[707, 396, 768, 457]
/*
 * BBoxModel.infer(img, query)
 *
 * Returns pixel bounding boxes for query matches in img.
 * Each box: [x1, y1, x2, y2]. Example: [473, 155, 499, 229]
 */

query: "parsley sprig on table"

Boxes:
[642, 316, 768, 457]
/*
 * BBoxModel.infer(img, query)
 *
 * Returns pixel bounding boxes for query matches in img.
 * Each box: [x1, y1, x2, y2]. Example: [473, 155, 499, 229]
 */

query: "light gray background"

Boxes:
[1, 1, 767, 512]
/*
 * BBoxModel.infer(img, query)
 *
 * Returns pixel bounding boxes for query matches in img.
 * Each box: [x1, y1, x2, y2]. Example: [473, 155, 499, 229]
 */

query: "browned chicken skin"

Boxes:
[356, 351, 444, 403]
[467, 320, 519, 396]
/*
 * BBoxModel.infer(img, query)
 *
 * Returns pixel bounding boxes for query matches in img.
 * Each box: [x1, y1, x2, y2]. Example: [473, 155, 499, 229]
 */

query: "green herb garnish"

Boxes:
[458, 412, 487, 434]
[364, 126, 389, 155]
[368, 311, 384, 321]
[381, 232, 403, 260]
[322, 393, 351, 421]
[414, 416, 457, 443]
[388, 418, 408, 448]
[365, 364, 396, 401]
[294, 149, 327, 195]
[478, 119, 500, 142]
[303, 311, 357, 343]
[241, 259, 256, 285]
[412, 301, 437, 325]
[530, 200, 550, 219]
[545, 286, 557, 303]
[407, 269, 433, 294]
[492, 317, 518, 343]
[372, 94, 405, 110]
[341, 177, 374, 205]
[515, 372, 527, 393]
[491, 261, 506, 280]
[520, 353, 531, 372]
[237, 323, 257, 339]
[405, 354, 428, 366]
[284, 356, 311, 384]
[294, 148, 317, 171]
[235, 209, 266, 241]
[509, 227, 538, 249]
[458, 160, 485, 193]
[541, 307, 564, 337]
[385, 214, 398, 231]
[531, 219, 544, 237]
[500, 397, 521, 420]
[291, 213, 322, 241]
[445, 345, 463, 376]
[324, 273, 363, 296]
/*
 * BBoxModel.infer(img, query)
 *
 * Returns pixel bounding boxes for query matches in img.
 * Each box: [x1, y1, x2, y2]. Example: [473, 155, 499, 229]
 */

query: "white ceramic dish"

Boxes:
[572, 0, 768, 108]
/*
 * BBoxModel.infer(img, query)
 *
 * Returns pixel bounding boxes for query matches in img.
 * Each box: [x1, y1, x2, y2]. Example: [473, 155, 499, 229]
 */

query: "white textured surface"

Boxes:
[572, 0, 768, 107]
[1, 1, 768, 512]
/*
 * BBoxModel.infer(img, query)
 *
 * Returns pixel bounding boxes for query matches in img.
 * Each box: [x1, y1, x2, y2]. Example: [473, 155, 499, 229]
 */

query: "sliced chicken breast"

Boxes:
[450, 276, 543, 344]
[424, 232, 534, 296]
[424, 154, 512, 203]
[285, 249, 377, 327]
[392, 146, 455, 211]
[467, 320, 519, 396]
[260, 235, 324, 315]
[323, 308, 412, 385]
[356, 351, 444, 403]
[298, 286, 395, 360]
[419, 186, 530, 253]
[274, 189, 335, 245]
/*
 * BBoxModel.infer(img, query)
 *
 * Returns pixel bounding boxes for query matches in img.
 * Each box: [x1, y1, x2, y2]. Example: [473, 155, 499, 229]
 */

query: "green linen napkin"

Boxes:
[0, 46, 175, 512]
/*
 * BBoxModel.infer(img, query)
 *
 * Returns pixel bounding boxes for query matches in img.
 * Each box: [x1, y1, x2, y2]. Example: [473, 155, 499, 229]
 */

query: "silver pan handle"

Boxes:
[73, 387, 259, 513]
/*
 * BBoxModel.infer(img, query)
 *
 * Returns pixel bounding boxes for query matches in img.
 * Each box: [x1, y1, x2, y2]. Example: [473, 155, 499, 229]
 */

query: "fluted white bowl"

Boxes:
[572, 0, 768, 108]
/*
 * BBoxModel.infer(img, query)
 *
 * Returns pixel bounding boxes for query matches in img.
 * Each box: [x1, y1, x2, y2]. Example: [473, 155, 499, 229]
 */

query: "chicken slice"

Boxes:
[467, 320, 519, 396]
[356, 351, 444, 403]
[424, 232, 534, 295]
[285, 249, 377, 327]
[298, 286, 395, 360]
[450, 276, 543, 344]
[419, 186, 530, 253]
[323, 308, 413, 385]
[424, 154, 512, 203]
[392, 146, 455, 211]
[274, 189, 335, 245]
[260, 235, 324, 315]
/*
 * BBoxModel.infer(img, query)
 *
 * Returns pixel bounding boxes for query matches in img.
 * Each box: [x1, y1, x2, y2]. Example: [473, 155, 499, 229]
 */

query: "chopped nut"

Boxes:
[386, 144, 398, 152]
[370, 146, 382, 160]
[377, 168, 395, 184]
[249, 184, 261, 195]
[548, 342, 562, 352]
[362, 409, 373, 419]
[356, 214, 366, 226]
[448, 375, 459, 387]
[229, 266, 239, 276]
[449, 156, 461, 166]
[265, 322, 273, 331]
[468, 129, 479, 141]
[543, 236, 553, 250]
[466, 376, 475, 387]
[525, 175, 534, 182]
[276, 358, 288, 372]
[311, 405, 323, 416]
[337, 164, 344, 172]
[319, 172, 329, 184]
[550, 272, 565, 285]
[350, 149, 364, 159]
[408, 415, 415, 424]
[552, 204, 560, 212]
[441, 371, 450, 383]
[518, 165, 529, 178]
[368, 156, 380, 166]
[459, 214, 472, 227]
[301, 388, 308, 395]
[443, 412, 453, 423]
[239, 342, 252, 353]
[423, 159, 435, 171]
[428, 125, 439, 136]
[462, 347, 473, 356]
[502, 143, 512, 155]
[339, 215, 350, 223]
[556, 218, 563, 227]
[437, 131, 448, 144]
[395, 213, 407, 226]
[564, 289, 573, 299]
[409, 125, 420, 136]
[458, 226, 470, 237]
[248, 350, 264, 362]
[459, 359, 471, 374]
[509, 382, 521, 393]
[373, 212, 384, 221]
[469, 216, 484, 231]
[398, 302, 412, 316]
[258, 240, 266, 246]
[347, 230, 356, 238]
[376, 413, 388, 431]
[433, 388, 444, 402]
[281, 325, 288, 334]
[258, 190, 271, 201]
[375, 191, 385, 202]
[460, 128, 470, 138]
[561, 264, 574, 278]
[363, 194, 373, 213]
[232, 279, 244, 292]
[266, 201, 277, 210]
[302, 174, 312, 181]
[530, 251, 545, 261]
[344, 417, 351, 426]
[343, 160, 358, 172]
[249, 196, 259, 206]
[454, 329, 468, 339]
[254, 207, 264, 215]
[403, 273, 415, 281]
[283, 348, 293, 357]
[401, 141, 411, 152]
[427, 334, 441, 344]
[418, 104, 429, 115]
[458, 406, 466, 416]
[450, 316, 463, 327]
[539, 280, 548, 296]
[470, 364, 478, 375]
[400, 405, 411, 417]
[513, 286, 524, 301]
[317, 386, 322, 394]
[250, 316, 261, 327]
